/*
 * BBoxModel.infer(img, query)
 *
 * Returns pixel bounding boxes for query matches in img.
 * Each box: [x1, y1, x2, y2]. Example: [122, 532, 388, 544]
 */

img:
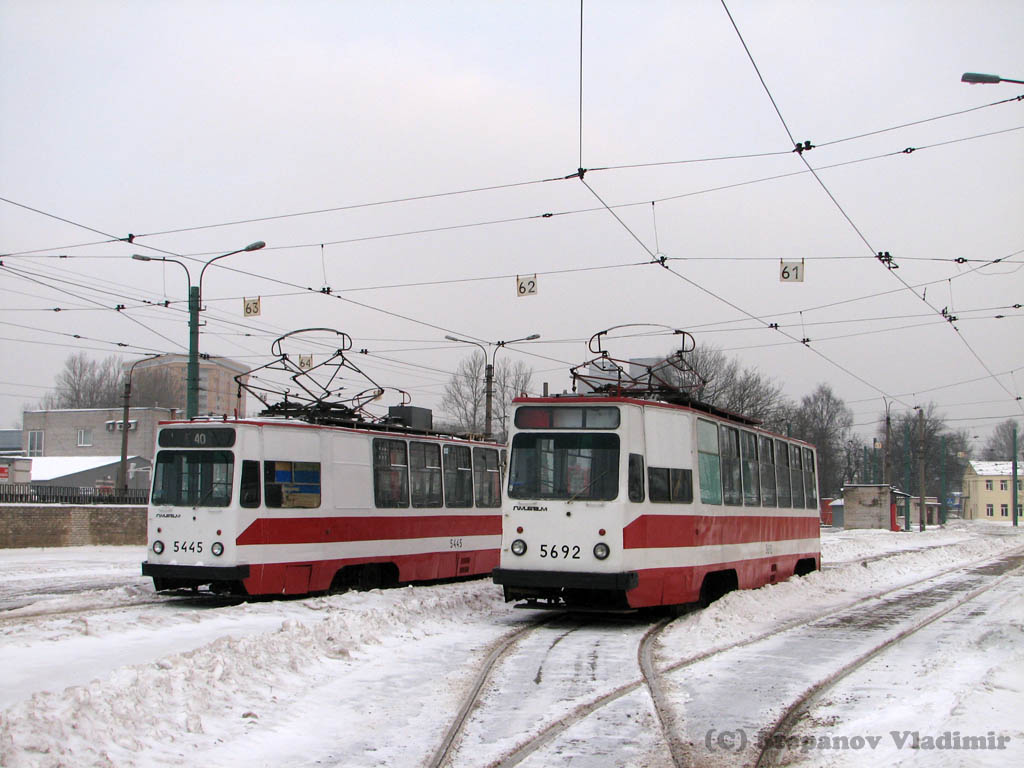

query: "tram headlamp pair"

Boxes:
[509, 539, 611, 560]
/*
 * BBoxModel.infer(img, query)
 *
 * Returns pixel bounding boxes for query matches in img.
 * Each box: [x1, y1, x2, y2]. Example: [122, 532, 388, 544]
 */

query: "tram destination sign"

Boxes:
[158, 427, 236, 448]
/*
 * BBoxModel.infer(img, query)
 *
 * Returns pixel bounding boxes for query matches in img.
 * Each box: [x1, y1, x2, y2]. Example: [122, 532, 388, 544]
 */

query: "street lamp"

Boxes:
[444, 333, 540, 440]
[961, 72, 1024, 85]
[132, 241, 264, 418]
[118, 354, 161, 494]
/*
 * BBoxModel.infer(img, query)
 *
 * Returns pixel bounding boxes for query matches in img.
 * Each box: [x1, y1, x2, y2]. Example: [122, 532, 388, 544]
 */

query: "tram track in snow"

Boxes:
[752, 549, 1024, 768]
[428, 545, 1024, 768]
[0, 587, 243, 627]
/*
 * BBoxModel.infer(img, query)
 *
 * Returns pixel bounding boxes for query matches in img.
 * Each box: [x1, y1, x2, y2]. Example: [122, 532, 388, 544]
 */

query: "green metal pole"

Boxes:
[187, 284, 200, 419]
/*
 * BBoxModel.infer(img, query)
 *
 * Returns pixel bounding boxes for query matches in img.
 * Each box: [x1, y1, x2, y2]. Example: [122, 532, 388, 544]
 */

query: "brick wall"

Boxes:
[0, 505, 146, 548]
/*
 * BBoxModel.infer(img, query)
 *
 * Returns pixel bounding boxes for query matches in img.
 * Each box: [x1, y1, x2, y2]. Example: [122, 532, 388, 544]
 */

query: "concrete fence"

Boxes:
[0, 505, 146, 548]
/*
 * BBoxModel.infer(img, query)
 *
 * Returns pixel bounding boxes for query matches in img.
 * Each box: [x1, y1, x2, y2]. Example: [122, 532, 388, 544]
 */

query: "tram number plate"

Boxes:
[172, 541, 204, 554]
[539, 544, 581, 560]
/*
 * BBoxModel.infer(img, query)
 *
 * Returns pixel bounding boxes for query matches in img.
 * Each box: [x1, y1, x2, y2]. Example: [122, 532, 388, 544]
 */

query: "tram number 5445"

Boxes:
[539, 544, 581, 560]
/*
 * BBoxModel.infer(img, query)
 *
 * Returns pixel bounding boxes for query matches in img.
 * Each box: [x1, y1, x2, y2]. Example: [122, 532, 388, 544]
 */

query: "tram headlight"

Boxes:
[593, 542, 610, 560]
[211, 542, 224, 557]
[152, 540, 164, 555]
[510, 539, 527, 556]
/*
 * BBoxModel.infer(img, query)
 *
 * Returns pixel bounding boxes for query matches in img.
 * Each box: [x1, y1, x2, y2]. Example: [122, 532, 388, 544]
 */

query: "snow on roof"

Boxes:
[30, 456, 141, 481]
[968, 460, 1016, 476]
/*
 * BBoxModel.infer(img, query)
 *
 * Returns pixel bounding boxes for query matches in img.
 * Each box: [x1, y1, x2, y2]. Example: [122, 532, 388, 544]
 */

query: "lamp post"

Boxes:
[133, 241, 264, 418]
[444, 333, 540, 440]
[118, 354, 161, 494]
[961, 72, 1024, 85]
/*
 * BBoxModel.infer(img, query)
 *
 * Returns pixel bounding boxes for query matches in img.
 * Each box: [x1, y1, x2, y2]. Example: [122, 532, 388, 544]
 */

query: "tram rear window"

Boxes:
[514, 406, 619, 430]
[152, 450, 233, 507]
[508, 433, 619, 501]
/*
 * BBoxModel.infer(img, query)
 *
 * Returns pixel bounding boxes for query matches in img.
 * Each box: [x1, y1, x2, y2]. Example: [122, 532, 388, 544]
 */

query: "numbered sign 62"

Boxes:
[516, 275, 538, 297]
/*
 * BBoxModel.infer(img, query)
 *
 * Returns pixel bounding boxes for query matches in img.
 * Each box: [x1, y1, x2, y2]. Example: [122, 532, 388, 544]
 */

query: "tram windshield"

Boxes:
[508, 433, 619, 501]
[152, 450, 234, 507]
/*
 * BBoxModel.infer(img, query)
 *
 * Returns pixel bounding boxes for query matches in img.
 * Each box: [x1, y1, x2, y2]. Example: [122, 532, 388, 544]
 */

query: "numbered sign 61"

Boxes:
[779, 262, 804, 283]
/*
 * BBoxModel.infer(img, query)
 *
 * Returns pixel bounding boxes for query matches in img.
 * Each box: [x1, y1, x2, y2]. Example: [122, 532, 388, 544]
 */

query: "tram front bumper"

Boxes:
[492, 568, 638, 591]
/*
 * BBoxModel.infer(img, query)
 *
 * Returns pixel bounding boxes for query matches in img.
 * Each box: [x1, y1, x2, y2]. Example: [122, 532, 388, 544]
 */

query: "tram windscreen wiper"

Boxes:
[567, 468, 614, 502]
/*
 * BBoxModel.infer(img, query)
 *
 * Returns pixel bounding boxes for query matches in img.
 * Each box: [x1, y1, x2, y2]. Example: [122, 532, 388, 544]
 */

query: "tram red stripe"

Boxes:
[622, 514, 819, 549]
[236, 514, 501, 546]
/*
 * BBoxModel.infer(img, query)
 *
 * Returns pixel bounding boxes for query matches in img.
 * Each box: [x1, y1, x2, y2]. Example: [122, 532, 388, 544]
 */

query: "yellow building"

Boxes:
[962, 461, 1021, 521]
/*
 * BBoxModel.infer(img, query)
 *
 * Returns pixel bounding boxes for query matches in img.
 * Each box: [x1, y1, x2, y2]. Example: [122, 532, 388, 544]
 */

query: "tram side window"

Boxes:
[759, 436, 777, 507]
[629, 454, 645, 502]
[649, 467, 693, 503]
[790, 445, 805, 508]
[775, 439, 792, 507]
[740, 431, 760, 506]
[240, 460, 261, 508]
[373, 439, 409, 508]
[473, 447, 501, 508]
[264, 460, 321, 508]
[803, 447, 818, 508]
[410, 442, 442, 508]
[697, 420, 723, 505]
[720, 426, 742, 506]
[444, 444, 473, 507]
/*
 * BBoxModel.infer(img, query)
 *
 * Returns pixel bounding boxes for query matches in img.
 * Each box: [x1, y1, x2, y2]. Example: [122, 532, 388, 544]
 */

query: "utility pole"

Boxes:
[918, 407, 927, 532]
[940, 436, 947, 525]
[1014, 424, 1019, 528]
[883, 407, 892, 489]
[903, 420, 912, 531]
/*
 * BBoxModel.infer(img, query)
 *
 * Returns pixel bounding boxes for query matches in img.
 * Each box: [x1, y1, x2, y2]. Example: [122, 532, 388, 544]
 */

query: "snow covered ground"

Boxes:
[0, 520, 1021, 768]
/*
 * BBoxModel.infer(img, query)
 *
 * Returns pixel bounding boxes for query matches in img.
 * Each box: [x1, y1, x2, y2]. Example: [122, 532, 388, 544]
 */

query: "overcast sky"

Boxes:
[2, 0, 1022, 446]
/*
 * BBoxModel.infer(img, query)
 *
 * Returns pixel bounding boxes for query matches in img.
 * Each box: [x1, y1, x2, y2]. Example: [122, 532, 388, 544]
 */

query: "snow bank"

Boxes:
[0, 582, 513, 768]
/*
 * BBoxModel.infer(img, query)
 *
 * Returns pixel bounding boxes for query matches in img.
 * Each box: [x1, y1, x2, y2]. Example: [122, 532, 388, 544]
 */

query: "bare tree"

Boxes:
[667, 344, 793, 432]
[441, 353, 487, 436]
[41, 353, 122, 409]
[131, 367, 185, 409]
[876, 404, 971, 499]
[492, 358, 534, 441]
[981, 419, 1023, 461]
[789, 383, 853, 497]
[440, 352, 534, 441]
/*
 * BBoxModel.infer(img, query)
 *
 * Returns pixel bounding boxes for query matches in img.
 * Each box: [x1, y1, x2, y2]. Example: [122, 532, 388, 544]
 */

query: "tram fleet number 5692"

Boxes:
[539, 544, 581, 560]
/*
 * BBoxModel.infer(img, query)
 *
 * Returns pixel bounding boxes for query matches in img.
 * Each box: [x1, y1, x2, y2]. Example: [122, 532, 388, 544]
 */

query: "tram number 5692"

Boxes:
[539, 544, 581, 560]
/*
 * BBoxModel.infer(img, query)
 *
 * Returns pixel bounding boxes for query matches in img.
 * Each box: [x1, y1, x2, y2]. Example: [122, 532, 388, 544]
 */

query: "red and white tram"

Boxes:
[493, 395, 821, 610]
[142, 415, 504, 596]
